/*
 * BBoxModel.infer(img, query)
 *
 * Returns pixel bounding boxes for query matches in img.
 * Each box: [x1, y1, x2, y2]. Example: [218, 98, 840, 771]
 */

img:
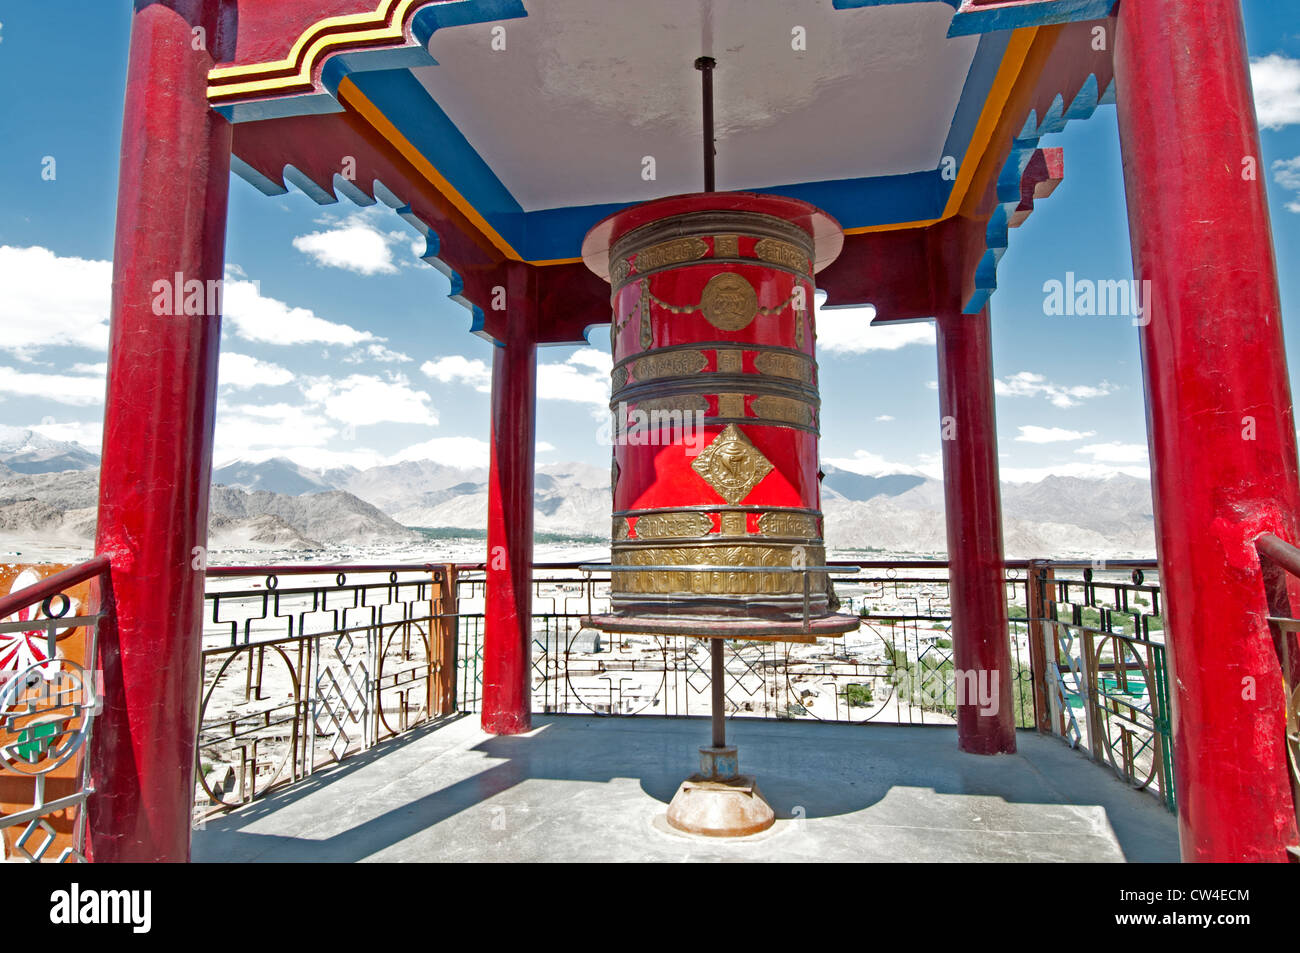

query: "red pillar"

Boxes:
[1115, 0, 1300, 861]
[936, 309, 1016, 754]
[481, 263, 538, 734]
[88, 0, 230, 862]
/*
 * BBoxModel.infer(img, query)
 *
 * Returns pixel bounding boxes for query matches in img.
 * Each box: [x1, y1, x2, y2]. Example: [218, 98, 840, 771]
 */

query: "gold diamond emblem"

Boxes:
[691, 424, 774, 504]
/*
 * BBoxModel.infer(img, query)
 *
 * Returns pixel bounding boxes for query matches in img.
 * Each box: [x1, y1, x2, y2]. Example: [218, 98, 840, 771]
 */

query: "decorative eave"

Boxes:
[218, 2, 1116, 341]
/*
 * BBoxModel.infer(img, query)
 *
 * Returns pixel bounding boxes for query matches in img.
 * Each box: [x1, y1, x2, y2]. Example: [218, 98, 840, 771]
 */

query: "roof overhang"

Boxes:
[211, 1, 1116, 340]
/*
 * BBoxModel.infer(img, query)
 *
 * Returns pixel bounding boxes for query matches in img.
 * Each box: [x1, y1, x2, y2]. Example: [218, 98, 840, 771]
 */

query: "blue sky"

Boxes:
[0, 2, 1298, 480]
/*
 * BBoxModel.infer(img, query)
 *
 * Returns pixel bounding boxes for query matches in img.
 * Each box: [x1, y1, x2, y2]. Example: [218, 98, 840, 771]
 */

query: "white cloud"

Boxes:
[817, 304, 935, 354]
[214, 445, 386, 472]
[875, 415, 895, 422]
[223, 276, 376, 347]
[1251, 54, 1300, 130]
[393, 436, 491, 468]
[301, 373, 438, 426]
[1001, 462, 1149, 482]
[218, 351, 294, 389]
[214, 402, 338, 460]
[996, 371, 1115, 408]
[1015, 425, 1096, 443]
[1075, 441, 1149, 464]
[30, 419, 103, 451]
[825, 449, 942, 480]
[538, 351, 610, 409]
[0, 246, 110, 355]
[1272, 156, 1300, 214]
[292, 212, 409, 275]
[0, 365, 105, 405]
[421, 355, 492, 391]
[344, 343, 412, 364]
[567, 348, 612, 373]
[70, 363, 107, 376]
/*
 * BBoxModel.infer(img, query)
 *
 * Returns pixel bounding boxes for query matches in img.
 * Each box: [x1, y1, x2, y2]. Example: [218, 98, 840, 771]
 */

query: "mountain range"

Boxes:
[0, 428, 1156, 557]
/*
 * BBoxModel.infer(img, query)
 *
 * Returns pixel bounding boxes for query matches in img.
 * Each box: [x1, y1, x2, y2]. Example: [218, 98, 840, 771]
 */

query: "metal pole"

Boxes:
[694, 56, 716, 192]
[711, 638, 725, 748]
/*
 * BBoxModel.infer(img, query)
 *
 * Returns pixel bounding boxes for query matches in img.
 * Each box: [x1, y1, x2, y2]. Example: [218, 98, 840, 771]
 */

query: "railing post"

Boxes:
[432, 565, 459, 717]
[1025, 561, 1054, 734]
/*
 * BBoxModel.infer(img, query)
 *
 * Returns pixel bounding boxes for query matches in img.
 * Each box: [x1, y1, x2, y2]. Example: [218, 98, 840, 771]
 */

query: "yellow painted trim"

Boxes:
[844, 218, 937, 235]
[209, 0, 422, 98]
[939, 26, 1039, 221]
[255, 24, 1041, 266]
[337, 78, 523, 262]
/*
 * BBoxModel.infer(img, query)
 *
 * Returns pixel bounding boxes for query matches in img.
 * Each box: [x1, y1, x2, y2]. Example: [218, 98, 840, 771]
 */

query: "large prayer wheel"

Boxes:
[581, 192, 857, 638]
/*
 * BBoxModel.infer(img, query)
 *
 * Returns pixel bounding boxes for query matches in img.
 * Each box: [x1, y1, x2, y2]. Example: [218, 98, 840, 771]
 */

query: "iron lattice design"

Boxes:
[194, 559, 1172, 818]
[1026, 563, 1174, 811]
[456, 566, 1040, 728]
[197, 569, 449, 814]
[0, 583, 101, 863]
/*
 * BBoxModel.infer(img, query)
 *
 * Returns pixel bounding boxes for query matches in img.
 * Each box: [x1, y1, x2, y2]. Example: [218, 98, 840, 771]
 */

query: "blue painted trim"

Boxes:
[833, 0, 960, 10]
[215, 93, 343, 124]
[350, 69, 524, 222]
[763, 171, 946, 224]
[230, 155, 287, 196]
[938, 30, 1010, 211]
[948, 1, 1117, 38]
[832, 0, 1116, 38]
[351, 67, 956, 260]
[962, 73, 1114, 314]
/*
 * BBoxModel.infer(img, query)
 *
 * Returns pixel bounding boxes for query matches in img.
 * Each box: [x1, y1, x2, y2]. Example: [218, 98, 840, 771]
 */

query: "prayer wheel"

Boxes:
[581, 192, 858, 638]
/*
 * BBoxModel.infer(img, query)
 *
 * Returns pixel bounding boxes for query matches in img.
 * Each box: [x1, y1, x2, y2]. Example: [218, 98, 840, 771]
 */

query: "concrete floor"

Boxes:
[192, 715, 1179, 862]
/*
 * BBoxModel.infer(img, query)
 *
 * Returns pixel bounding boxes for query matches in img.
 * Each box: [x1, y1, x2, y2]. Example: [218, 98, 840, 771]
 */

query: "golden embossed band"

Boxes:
[612, 543, 829, 596]
[754, 238, 812, 276]
[757, 511, 820, 539]
[632, 349, 708, 383]
[633, 511, 714, 539]
[751, 395, 816, 428]
[751, 350, 814, 384]
[635, 237, 708, 273]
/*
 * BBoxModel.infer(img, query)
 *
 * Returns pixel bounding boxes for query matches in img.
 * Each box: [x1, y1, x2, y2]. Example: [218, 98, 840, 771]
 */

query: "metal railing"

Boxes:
[196, 564, 457, 814]
[3, 555, 1177, 836]
[1017, 560, 1173, 811]
[457, 561, 1037, 728]
[0, 557, 109, 863]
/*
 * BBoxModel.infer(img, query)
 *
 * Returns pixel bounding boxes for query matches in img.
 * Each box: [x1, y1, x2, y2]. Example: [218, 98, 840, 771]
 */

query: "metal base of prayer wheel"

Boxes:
[665, 745, 775, 837]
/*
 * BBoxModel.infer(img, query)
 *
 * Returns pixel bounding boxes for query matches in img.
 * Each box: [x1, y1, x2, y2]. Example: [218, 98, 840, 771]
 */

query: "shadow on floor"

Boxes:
[193, 714, 1179, 862]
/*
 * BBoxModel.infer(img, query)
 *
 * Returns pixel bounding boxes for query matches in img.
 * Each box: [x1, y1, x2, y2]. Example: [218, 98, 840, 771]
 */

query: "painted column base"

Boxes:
[666, 745, 775, 837]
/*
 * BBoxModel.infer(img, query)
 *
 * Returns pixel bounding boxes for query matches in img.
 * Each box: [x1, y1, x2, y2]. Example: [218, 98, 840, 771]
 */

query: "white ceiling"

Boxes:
[413, 0, 978, 211]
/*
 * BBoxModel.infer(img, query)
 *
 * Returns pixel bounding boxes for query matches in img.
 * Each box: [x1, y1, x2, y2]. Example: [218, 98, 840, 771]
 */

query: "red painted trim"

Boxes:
[87, 0, 231, 864]
[936, 308, 1015, 754]
[1115, 0, 1300, 862]
[0, 557, 110, 621]
[481, 262, 538, 734]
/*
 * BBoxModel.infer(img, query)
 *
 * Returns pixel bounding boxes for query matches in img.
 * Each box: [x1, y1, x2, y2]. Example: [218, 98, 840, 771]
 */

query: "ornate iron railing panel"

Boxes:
[1021, 562, 1173, 811]
[452, 562, 1037, 728]
[194, 558, 1171, 818]
[197, 566, 454, 815]
[0, 558, 108, 863]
